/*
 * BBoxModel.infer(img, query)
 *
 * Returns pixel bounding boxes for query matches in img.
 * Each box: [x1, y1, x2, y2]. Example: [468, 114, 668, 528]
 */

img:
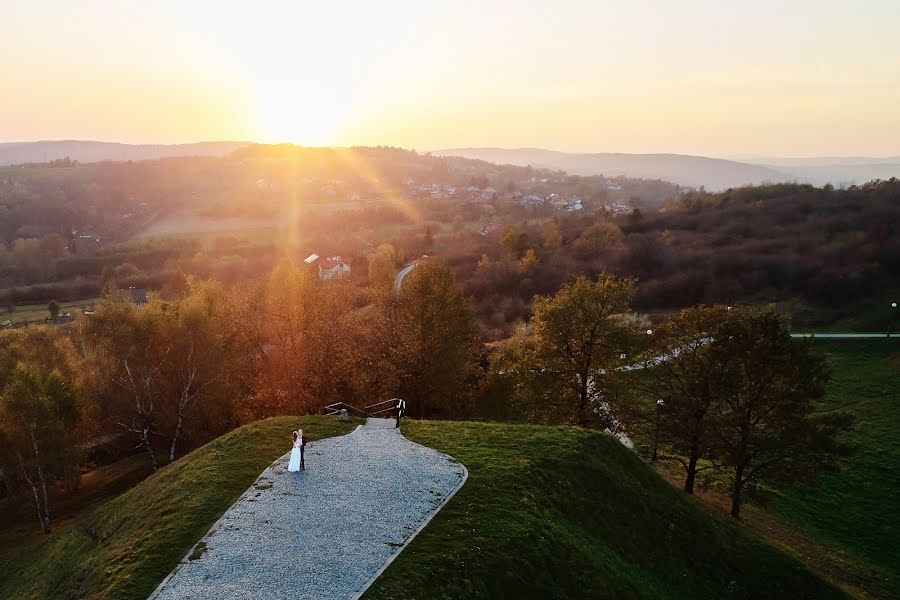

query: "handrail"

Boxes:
[325, 398, 403, 418]
[364, 399, 397, 412]
[323, 402, 368, 417]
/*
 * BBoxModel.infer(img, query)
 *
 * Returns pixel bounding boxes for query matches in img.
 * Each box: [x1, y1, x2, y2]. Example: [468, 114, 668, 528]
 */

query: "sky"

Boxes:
[2, 0, 900, 157]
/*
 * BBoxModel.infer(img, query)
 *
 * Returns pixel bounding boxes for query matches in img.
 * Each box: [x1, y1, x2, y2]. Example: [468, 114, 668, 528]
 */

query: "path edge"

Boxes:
[350, 427, 469, 600]
[146, 423, 364, 600]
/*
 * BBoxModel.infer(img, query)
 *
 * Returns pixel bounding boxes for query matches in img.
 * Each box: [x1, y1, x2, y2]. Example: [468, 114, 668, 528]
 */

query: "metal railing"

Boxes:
[364, 399, 398, 417]
[323, 402, 368, 417]
[322, 399, 400, 418]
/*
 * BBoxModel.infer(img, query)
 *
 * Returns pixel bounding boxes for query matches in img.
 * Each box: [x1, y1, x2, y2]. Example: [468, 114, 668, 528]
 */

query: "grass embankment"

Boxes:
[0, 416, 358, 600]
[771, 340, 900, 596]
[366, 421, 842, 600]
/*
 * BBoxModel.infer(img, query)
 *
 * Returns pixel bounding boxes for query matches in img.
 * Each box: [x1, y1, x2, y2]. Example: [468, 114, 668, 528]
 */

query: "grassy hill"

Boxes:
[2, 417, 843, 600]
[365, 421, 841, 599]
[771, 340, 900, 596]
[0, 416, 358, 600]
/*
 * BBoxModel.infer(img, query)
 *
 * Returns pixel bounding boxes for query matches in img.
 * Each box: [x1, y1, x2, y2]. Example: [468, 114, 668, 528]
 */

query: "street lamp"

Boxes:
[652, 399, 665, 461]
[890, 302, 897, 338]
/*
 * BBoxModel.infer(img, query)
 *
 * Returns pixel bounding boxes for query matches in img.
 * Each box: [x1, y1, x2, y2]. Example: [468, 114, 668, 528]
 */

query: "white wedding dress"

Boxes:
[288, 439, 302, 472]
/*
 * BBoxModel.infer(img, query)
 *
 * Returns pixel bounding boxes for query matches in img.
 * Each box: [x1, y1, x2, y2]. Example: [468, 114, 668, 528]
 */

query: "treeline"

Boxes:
[0, 257, 480, 533]
[442, 179, 900, 337]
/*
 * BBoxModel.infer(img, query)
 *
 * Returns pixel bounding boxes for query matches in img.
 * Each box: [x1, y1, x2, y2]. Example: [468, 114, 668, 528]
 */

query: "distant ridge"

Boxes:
[0, 140, 252, 166]
[434, 148, 790, 191]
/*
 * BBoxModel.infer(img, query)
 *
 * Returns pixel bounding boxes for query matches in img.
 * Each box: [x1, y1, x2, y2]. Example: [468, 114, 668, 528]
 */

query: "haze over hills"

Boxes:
[435, 147, 900, 190]
[4, 141, 900, 191]
[0, 140, 251, 166]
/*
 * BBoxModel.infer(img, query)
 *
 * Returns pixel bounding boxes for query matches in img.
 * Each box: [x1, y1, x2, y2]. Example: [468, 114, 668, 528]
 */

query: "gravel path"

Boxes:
[149, 418, 467, 600]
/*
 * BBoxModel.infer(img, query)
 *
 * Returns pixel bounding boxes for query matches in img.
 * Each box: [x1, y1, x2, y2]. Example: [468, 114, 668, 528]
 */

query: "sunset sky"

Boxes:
[2, 0, 899, 156]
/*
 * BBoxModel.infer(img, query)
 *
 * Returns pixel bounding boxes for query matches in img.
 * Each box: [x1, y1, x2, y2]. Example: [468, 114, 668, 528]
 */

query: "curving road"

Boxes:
[393, 262, 419, 291]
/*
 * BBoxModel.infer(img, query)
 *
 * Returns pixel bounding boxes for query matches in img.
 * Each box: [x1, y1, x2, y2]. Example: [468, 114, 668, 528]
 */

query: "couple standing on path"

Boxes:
[287, 429, 307, 472]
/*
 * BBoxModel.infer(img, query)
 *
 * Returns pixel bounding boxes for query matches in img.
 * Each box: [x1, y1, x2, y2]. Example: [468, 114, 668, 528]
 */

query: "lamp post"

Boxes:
[889, 302, 897, 338]
[652, 399, 664, 460]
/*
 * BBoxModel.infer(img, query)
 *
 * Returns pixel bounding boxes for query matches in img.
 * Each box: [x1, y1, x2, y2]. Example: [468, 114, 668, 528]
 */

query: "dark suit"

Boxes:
[299, 435, 308, 469]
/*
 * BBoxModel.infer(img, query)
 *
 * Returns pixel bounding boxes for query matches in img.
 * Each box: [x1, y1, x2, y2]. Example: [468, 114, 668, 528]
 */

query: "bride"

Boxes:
[288, 431, 302, 472]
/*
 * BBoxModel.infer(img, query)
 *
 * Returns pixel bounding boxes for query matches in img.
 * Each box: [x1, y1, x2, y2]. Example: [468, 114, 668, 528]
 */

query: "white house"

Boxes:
[318, 256, 351, 280]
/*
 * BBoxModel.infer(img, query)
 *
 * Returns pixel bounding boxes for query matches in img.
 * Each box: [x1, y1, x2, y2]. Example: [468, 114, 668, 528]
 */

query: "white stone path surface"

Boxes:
[149, 418, 467, 600]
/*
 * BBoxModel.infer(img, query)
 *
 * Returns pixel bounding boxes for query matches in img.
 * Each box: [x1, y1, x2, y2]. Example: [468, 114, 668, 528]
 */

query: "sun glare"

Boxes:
[252, 67, 353, 146]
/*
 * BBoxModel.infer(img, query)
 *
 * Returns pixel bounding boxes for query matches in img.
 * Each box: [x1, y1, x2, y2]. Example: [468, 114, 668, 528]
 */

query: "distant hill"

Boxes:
[435, 147, 900, 190]
[735, 156, 900, 187]
[0, 140, 251, 166]
[434, 148, 790, 191]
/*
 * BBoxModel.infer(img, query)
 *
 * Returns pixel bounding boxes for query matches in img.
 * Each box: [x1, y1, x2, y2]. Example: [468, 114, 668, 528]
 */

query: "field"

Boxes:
[0, 416, 359, 600]
[3, 298, 100, 325]
[771, 340, 900, 596]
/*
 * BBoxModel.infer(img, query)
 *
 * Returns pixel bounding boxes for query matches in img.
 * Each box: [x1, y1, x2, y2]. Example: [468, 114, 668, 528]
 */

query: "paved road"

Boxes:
[149, 419, 467, 600]
[393, 262, 418, 291]
[790, 332, 899, 338]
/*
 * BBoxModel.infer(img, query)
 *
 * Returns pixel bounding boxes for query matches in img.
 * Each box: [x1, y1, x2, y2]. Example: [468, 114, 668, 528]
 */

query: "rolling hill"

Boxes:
[436, 148, 900, 190]
[434, 148, 790, 191]
[0, 140, 251, 166]
[1, 417, 843, 599]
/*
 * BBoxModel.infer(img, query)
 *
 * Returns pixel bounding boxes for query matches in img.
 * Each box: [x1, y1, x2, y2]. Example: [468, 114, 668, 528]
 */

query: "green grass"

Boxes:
[3, 298, 100, 324]
[0, 416, 359, 600]
[770, 340, 900, 596]
[365, 421, 843, 599]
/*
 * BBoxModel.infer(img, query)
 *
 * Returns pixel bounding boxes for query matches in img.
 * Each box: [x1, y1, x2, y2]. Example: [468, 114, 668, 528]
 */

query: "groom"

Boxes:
[297, 428, 308, 470]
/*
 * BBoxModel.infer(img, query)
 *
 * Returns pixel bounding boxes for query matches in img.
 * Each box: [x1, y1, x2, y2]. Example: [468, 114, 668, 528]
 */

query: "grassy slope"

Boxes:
[366, 421, 843, 600]
[0, 416, 358, 600]
[771, 340, 900, 595]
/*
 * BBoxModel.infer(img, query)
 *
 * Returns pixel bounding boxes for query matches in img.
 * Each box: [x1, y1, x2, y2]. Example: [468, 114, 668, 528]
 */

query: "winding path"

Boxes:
[149, 418, 467, 600]
[393, 262, 418, 291]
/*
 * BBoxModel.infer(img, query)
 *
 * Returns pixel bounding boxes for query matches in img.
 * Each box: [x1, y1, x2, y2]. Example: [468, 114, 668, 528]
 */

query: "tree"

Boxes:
[519, 248, 539, 273]
[574, 221, 623, 259]
[710, 307, 853, 517]
[640, 305, 731, 493]
[499, 274, 639, 426]
[47, 299, 60, 320]
[373, 259, 480, 418]
[542, 218, 562, 250]
[250, 261, 361, 417]
[368, 243, 397, 293]
[84, 296, 168, 470]
[158, 280, 239, 461]
[161, 268, 190, 300]
[500, 225, 528, 257]
[0, 327, 86, 533]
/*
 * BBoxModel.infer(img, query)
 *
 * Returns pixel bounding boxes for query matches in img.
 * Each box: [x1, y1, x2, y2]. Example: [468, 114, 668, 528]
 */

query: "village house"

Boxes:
[318, 256, 351, 280]
[481, 187, 498, 201]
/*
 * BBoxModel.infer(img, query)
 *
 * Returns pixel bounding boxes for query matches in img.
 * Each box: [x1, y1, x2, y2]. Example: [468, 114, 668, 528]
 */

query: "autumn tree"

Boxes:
[372, 259, 480, 418]
[500, 224, 528, 257]
[499, 274, 639, 426]
[542, 217, 562, 250]
[250, 261, 361, 417]
[47, 299, 60, 320]
[573, 221, 623, 259]
[368, 243, 397, 293]
[639, 305, 732, 493]
[710, 307, 853, 517]
[0, 327, 87, 533]
[84, 296, 168, 470]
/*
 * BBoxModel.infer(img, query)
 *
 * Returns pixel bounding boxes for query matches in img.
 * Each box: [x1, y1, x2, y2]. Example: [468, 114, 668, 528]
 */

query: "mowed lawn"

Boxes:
[772, 340, 900, 596]
[0, 416, 359, 600]
[366, 421, 842, 600]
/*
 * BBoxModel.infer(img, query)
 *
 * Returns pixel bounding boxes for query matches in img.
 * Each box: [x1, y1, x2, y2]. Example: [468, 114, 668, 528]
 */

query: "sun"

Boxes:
[253, 72, 351, 146]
